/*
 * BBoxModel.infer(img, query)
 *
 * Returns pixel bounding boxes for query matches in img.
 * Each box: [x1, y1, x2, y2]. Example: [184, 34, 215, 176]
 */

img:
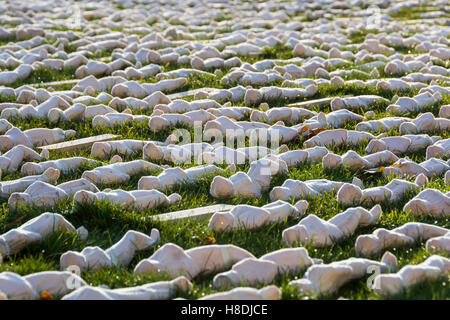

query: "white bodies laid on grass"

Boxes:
[60, 229, 160, 272]
[62, 276, 192, 300]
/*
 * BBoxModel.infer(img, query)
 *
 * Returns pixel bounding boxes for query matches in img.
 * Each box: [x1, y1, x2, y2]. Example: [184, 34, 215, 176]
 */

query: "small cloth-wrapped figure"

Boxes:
[373, 255, 450, 297]
[270, 179, 345, 202]
[91, 139, 163, 160]
[134, 243, 254, 279]
[356, 222, 448, 256]
[111, 77, 187, 99]
[1, 95, 70, 121]
[212, 248, 315, 289]
[356, 116, 411, 132]
[365, 135, 434, 156]
[203, 145, 285, 166]
[289, 253, 397, 297]
[337, 179, 419, 207]
[62, 276, 192, 300]
[325, 109, 364, 128]
[426, 231, 450, 253]
[403, 189, 450, 217]
[399, 112, 450, 135]
[204, 116, 300, 144]
[426, 138, 449, 160]
[92, 113, 150, 129]
[283, 205, 382, 247]
[210, 156, 288, 199]
[154, 99, 221, 114]
[304, 129, 376, 148]
[382, 157, 450, 179]
[1, 167, 60, 195]
[0, 127, 75, 152]
[139, 165, 221, 191]
[60, 229, 160, 271]
[324, 150, 399, 171]
[143, 142, 213, 164]
[0, 212, 84, 257]
[207, 106, 251, 120]
[73, 188, 181, 211]
[330, 95, 389, 111]
[0, 119, 13, 134]
[250, 106, 315, 125]
[439, 105, 450, 118]
[0, 145, 41, 172]
[148, 110, 211, 132]
[387, 91, 441, 115]
[47, 103, 86, 124]
[81, 160, 161, 186]
[8, 181, 69, 210]
[0, 271, 87, 300]
[57, 178, 99, 197]
[208, 200, 308, 232]
[200, 285, 281, 300]
[21, 157, 100, 176]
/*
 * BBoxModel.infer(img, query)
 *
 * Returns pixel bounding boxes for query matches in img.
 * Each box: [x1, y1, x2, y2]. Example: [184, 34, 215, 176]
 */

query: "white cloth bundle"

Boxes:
[73, 188, 181, 211]
[139, 165, 221, 191]
[283, 205, 382, 247]
[373, 255, 450, 296]
[0, 127, 75, 152]
[356, 222, 448, 256]
[1, 167, 60, 195]
[208, 200, 308, 232]
[270, 179, 345, 202]
[60, 229, 160, 271]
[382, 157, 450, 179]
[134, 243, 254, 279]
[331, 95, 389, 111]
[81, 160, 161, 186]
[0, 212, 84, 257]
[21, 157, 100, 176]
[210, 156, 288, 199]
[0, 271, 87, 300]
[200, 285, 281, 300]
[62, 276, 191, 300]
[403, 189, 450, 217]
[289, 253, 397, 297]
[213, 248, 315, 289]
